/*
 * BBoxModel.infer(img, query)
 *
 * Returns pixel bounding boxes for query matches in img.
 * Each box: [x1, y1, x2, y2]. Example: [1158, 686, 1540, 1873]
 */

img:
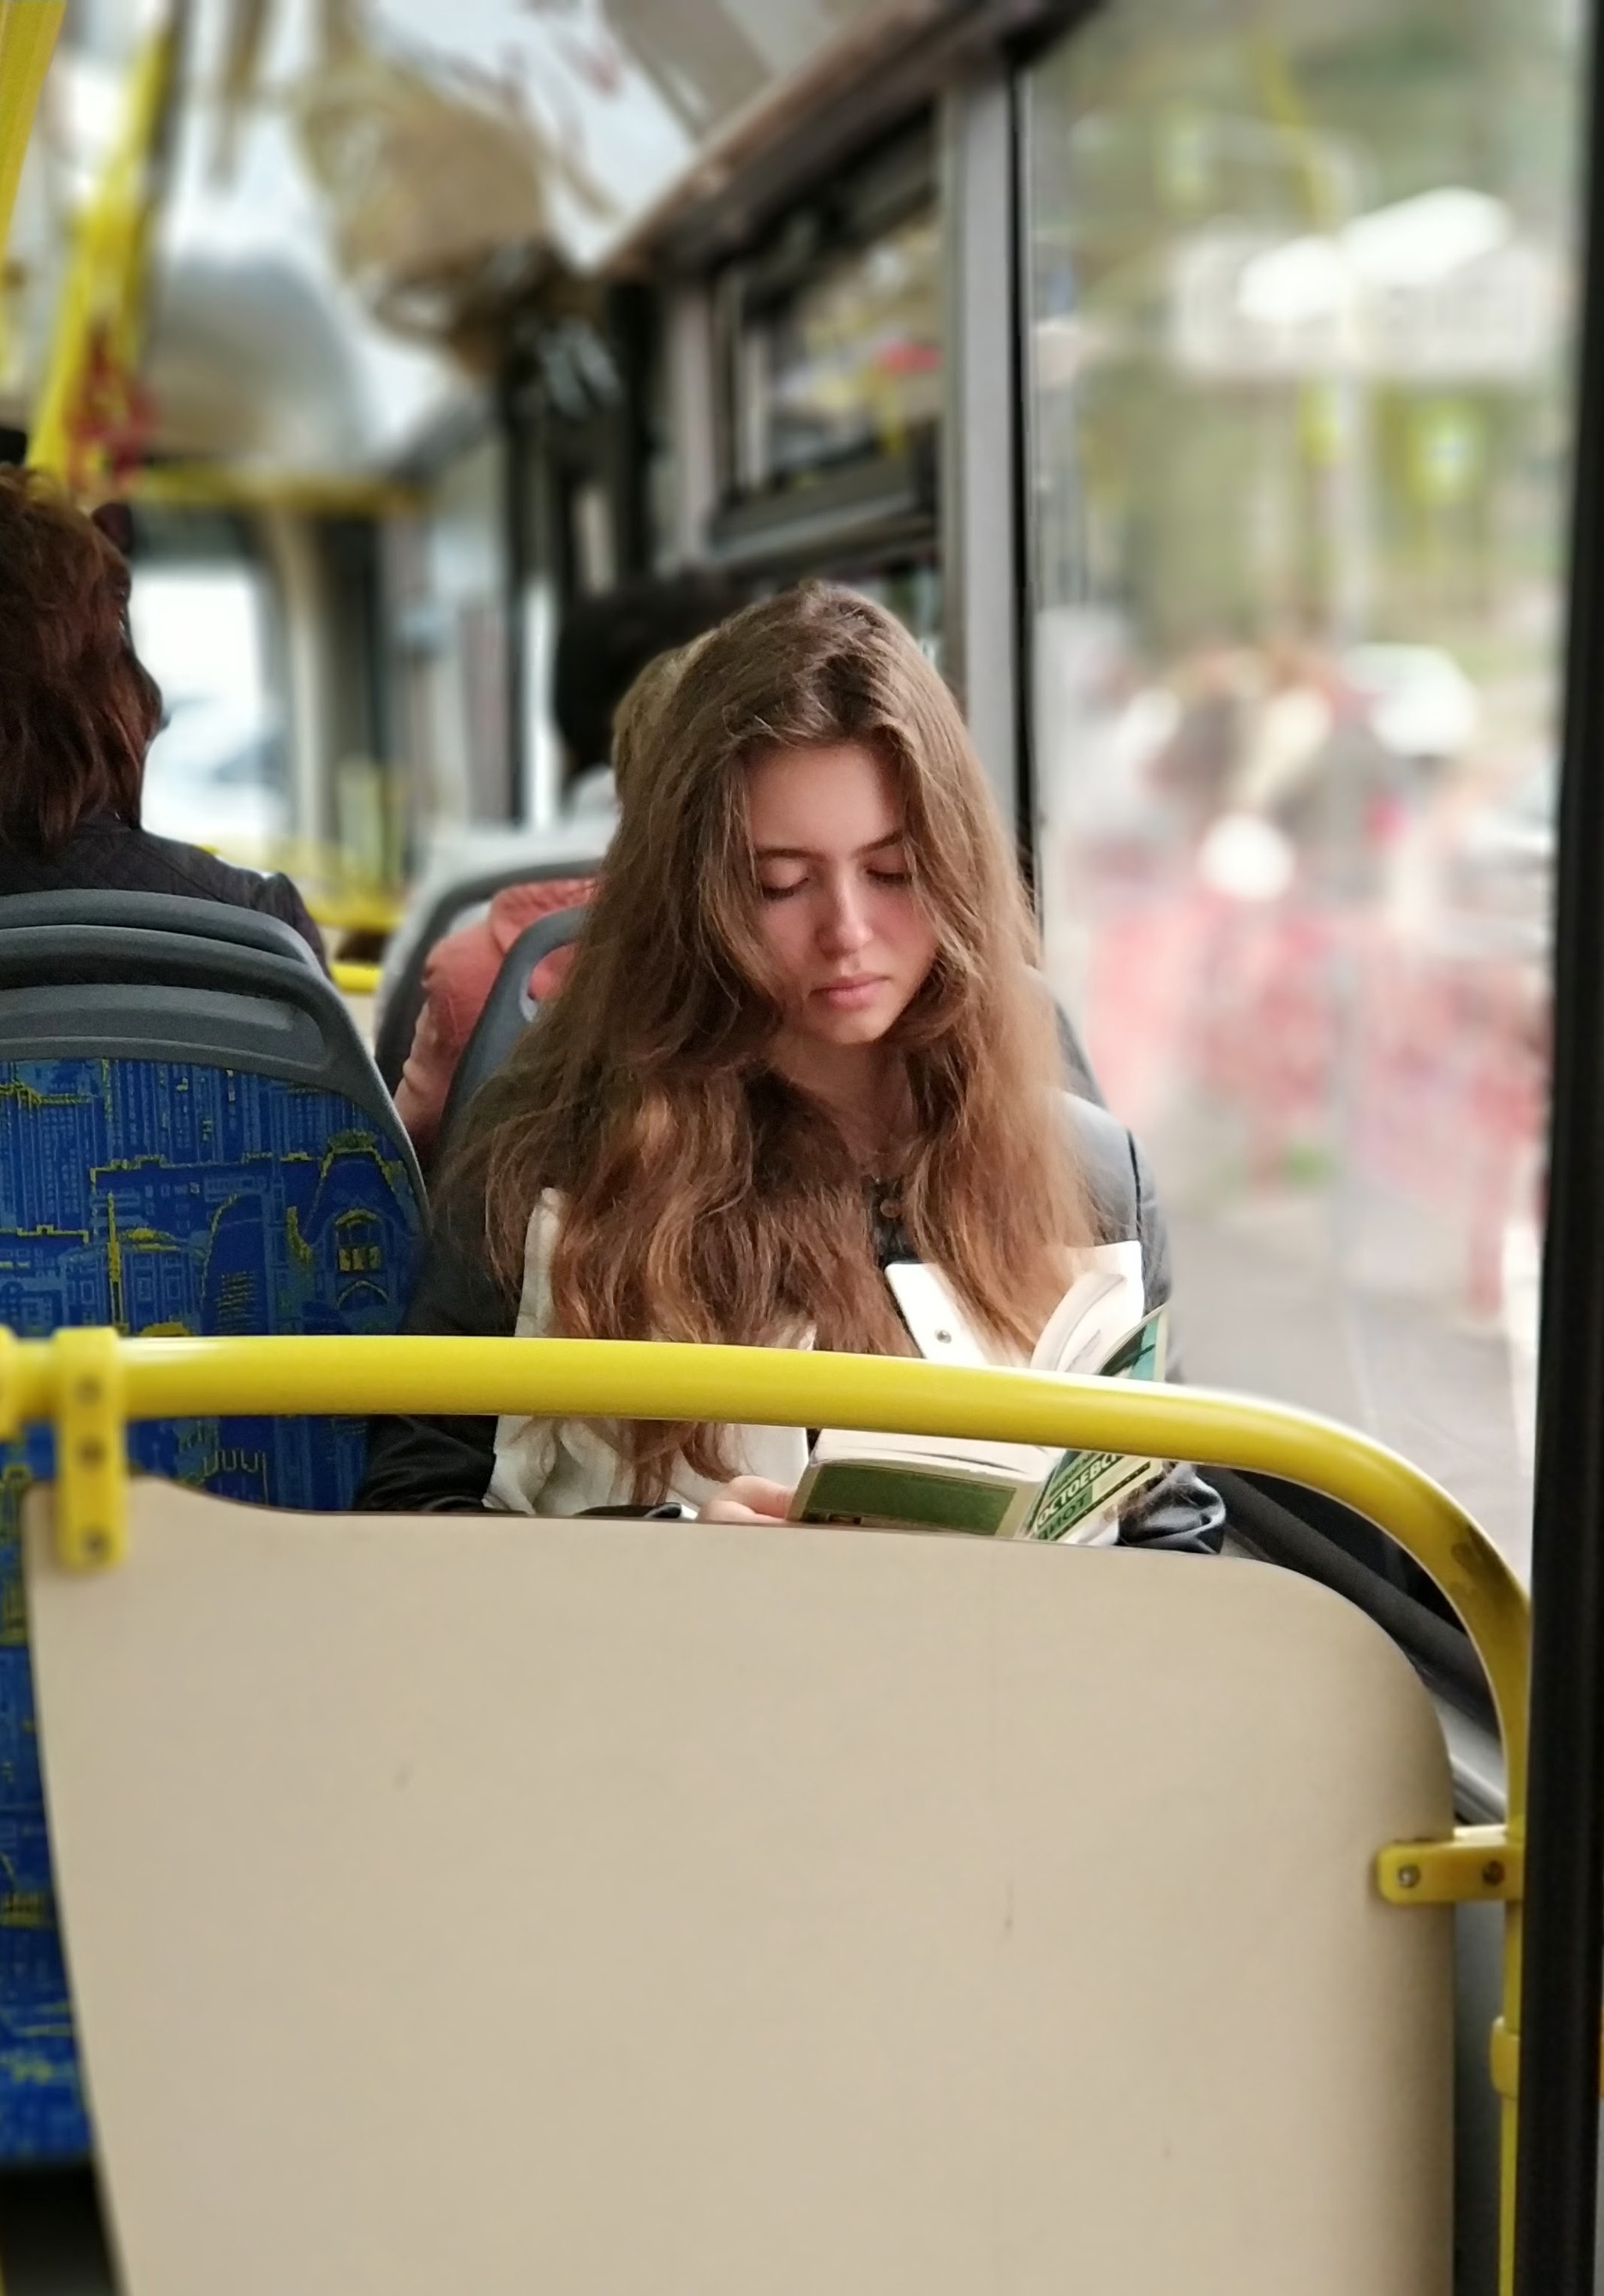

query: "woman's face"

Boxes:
[744, 740, 938, 1056]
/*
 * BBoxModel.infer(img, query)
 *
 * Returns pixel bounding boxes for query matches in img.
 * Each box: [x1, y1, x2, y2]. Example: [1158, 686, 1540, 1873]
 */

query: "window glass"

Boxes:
[736, 208, 941, 488]
[129, 565, 286, 854]
[1022, 0, 1582, 1578]
[390, 436, 511, 829]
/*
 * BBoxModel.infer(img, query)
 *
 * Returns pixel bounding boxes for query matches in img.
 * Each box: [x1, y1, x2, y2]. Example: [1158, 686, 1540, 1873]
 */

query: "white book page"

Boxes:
[1029, 1243, 1146, 1374]
[819, 1244, 1147, 1488]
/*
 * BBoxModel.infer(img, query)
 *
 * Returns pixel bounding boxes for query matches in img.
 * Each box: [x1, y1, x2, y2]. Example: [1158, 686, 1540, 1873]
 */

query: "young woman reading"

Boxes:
[357, 584, 1220, 1549]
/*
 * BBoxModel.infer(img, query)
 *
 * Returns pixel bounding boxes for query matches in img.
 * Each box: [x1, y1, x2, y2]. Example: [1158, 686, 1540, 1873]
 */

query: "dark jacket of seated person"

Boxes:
[0, 468, 325, 965]
[356, 582, 1222, 1550]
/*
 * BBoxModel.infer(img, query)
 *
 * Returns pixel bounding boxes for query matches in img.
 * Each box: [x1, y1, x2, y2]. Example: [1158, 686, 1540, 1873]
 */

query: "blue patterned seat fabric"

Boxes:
[0, 1056, 423, 2157]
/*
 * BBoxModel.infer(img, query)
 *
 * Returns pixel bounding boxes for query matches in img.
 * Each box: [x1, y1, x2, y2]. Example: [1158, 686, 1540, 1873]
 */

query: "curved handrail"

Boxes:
[7, 1329, 1528, 1798]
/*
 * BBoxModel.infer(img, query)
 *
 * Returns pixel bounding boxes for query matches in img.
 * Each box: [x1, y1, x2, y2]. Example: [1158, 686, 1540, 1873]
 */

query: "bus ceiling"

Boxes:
[0, 0, 1065, 497]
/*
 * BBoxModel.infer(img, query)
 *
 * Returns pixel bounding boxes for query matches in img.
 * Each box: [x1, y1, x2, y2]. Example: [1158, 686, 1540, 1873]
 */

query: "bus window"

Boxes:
[1021, 0, 1581, 1580]
[128, 561, 286, 855]
[713, 125, 940, 504]
[703, 128, 944, 673]
[734, 208, 941, 489]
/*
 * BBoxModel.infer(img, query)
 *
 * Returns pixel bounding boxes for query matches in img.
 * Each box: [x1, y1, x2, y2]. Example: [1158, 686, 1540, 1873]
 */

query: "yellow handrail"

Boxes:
[331, 960, 381, 996]
[305, 888, 405, 936]
[126, 464, 418, 516]
[9, 1329, 1528, 1779]
[7, 1326, 1530, 2284]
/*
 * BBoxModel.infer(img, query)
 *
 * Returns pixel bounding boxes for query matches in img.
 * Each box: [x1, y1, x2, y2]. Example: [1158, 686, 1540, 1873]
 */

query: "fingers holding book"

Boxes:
[698, 1476, 797, 1524]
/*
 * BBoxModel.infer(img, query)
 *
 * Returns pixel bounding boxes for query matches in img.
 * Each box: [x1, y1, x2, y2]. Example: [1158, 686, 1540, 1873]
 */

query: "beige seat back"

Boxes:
[26, 1482, 1452, 2296]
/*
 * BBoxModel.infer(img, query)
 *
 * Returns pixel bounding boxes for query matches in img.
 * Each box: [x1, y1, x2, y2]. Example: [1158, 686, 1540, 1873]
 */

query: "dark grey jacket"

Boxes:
[0, 814, 326, 966]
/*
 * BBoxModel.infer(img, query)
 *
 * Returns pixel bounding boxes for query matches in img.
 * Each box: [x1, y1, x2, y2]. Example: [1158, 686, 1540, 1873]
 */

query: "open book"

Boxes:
[790, 1244, 1168, 1542]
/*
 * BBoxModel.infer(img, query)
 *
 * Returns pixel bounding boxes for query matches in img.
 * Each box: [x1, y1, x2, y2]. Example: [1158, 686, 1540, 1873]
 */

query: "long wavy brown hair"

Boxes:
[0, 468, 161, 850]
[450, 583, 1092, 1497]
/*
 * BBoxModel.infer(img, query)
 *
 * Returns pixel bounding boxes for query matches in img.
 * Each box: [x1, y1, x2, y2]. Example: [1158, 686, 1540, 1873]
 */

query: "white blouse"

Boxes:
[484, 1190, 1140, 1521]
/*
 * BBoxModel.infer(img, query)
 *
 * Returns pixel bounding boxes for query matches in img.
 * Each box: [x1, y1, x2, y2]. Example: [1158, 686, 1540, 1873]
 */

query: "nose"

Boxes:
[818, 873, 873, 956]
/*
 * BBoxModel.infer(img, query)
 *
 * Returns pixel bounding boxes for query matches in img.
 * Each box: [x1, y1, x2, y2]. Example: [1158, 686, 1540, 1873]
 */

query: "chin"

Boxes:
[807, 1007, 900, 1047]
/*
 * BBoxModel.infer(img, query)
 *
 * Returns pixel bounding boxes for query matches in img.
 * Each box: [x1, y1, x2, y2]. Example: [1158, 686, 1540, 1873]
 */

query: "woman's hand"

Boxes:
[698, 1476, 796, 1523]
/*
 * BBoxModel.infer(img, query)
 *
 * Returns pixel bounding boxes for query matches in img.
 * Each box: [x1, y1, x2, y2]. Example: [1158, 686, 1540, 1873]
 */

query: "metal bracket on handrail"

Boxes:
[1377, 1824, 1523, 1906]
[52, 1328, 126, 1571]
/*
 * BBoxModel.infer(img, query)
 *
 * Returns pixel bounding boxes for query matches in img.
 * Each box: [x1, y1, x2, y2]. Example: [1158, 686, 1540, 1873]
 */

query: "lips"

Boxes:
[814, 975, 887, 1009]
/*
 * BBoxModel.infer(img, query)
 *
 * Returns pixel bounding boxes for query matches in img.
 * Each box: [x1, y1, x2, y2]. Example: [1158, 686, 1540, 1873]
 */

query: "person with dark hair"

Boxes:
[551, 570, 744, 807]
[392, 576, 742, 1157]
[0, 468, 324, 958]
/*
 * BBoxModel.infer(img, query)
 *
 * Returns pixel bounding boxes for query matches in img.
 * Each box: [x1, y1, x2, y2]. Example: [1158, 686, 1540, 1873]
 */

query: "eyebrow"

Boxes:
[754, 831, 906, 861]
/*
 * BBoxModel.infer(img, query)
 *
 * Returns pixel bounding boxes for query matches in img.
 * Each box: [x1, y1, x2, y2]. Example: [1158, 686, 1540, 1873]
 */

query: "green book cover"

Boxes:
[1023, 1304, 1169, 1541]
[793, 1303, 1170, 1541]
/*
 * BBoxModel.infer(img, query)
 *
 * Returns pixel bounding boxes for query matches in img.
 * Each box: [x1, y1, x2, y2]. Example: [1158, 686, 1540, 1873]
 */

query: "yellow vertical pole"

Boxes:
[27, 9, 178, 485]
[0, 2, 65, 257]
[1500, 1897, 1524, 2292]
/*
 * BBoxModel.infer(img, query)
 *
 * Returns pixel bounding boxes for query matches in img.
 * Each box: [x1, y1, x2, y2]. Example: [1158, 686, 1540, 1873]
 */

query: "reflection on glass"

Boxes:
[739, 211, 941, 485]
[1024, 0, 1581, 1575]
[129, 567, 286, 855]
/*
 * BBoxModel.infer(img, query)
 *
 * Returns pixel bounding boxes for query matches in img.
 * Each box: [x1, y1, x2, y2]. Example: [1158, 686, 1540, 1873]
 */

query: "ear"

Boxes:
[89, 500, 134, 557]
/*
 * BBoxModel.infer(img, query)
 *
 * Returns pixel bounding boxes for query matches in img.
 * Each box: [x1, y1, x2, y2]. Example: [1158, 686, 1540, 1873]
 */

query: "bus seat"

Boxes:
[432, 903, 589, 1161]
[0, 886, 327, 971]
[23, 1481, 1454, 2295]
[1053, 999, 1103, 1104]
[374, 848, 609, 1092]
[0, 898, 426, 2161]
